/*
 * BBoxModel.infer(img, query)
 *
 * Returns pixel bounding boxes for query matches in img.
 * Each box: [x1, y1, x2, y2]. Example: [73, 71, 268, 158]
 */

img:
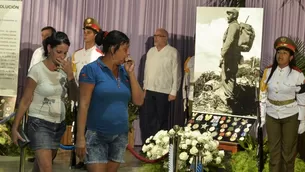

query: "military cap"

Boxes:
[83, 17, 101, 33]
[274, 36, 297, 53]
[226, 9, 239, 17]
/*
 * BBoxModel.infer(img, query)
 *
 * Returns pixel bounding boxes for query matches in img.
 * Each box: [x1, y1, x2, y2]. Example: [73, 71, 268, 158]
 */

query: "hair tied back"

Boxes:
[103, 31, 109, 39]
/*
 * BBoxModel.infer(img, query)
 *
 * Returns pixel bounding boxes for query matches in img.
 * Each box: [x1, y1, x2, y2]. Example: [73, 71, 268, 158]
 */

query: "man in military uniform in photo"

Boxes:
[71, 17, 103, 169]
[216, 9, 241, 111]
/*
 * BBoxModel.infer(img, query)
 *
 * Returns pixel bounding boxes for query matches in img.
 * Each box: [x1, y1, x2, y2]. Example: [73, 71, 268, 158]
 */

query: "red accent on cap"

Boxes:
[90, 24, 100, 32]
[276, 43, 296, 52]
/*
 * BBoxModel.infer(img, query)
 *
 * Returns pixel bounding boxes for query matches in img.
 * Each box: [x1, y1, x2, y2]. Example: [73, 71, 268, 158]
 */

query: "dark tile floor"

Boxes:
[0, 148, 142, 172]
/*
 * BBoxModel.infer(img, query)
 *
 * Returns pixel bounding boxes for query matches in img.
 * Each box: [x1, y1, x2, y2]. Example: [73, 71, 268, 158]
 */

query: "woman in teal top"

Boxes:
[76, 30, 144, 172]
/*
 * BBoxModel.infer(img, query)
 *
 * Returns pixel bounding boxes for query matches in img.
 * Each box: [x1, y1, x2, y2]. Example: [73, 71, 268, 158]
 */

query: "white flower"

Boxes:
[162, 149, 168, 156]
[197, 135, 205, 143]
[204, 151, 212, 157]
[168, 129, 175, 135]
[156, 148, 163, 156]
[191, 130, 201, 138]
[148, 143, 154, 149]
[185, 139, 192, 145]
[209, 141, 218, 150]
[142, 129, 224, 169]
[165, 144, 169, 150]
[145, 136, 152, 144]
[215, 157, 222, 164]
[189, 157, 194, 164]
[179, 152, 189, 161]
[153, 130, 167, 140]
[142, 144, 148, 152]
[204, 143, 210, 150]
[192, 140, 198, 146]
[184, 126, 191, 132]
[155, 139, 161, 144]
[181, 143, 188, 150]
[190, 146, 198, 155]
[184, 131, 191, 138]
[215, 140, 219, 147]
[162, 136, 170, 144]
[218, 150, 225, 158]
[205, 153, 213, 163]
[151, 146, 158, 155]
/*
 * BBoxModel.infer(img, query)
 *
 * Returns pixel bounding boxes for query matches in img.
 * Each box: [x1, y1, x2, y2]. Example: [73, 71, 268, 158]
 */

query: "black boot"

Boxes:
[27, 157, 35, 162]
[75, 161, 85, 169]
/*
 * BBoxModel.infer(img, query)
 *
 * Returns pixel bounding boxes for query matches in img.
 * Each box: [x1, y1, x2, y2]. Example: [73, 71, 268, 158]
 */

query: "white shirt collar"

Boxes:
[277, 65, 290, 73]
[85, 45, 96, 52]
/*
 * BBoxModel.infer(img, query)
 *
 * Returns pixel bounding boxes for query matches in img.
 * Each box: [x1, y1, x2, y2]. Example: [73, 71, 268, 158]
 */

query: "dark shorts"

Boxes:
[27, 116, 66, 150]
[85, 130, 128, 164]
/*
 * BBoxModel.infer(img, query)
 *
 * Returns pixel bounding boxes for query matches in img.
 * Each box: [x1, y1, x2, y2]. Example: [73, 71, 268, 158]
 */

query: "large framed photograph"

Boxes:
[193, 7, 264, 117]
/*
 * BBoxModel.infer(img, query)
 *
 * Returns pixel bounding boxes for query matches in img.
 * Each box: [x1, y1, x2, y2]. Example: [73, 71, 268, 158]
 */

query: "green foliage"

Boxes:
[64, 97, 73, 125]
[231, 151, 259, 172]
[128, 102, 139, 132]
[295, 158, 305, 171]
[138, 163, 167, 172]
[236, 57, 260, 78]
[0, 117, 34, 157]
[230, 134, 305, 172]
[289, 36, 305, 75]
[194, 71, 220, 98]
[207, 0, 245, 7]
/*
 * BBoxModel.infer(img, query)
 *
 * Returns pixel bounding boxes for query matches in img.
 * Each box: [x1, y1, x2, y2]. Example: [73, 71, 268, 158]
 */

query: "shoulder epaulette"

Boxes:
[184, 56, 192, 73]
[71, 52, 77, 72]
[292, 66, 302, 73]
[75, 48, 83, 52]
[266, 64, 272, 68]
[96, 48, 103, 54]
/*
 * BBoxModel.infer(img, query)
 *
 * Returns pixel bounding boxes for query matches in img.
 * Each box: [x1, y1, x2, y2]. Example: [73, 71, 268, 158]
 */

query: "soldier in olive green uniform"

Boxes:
[216, 9, 241, 108]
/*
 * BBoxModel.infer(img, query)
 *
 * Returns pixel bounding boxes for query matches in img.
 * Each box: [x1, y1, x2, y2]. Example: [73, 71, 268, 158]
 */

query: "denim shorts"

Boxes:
[85, 130, 128, 164]
[27, 116, 66, 150]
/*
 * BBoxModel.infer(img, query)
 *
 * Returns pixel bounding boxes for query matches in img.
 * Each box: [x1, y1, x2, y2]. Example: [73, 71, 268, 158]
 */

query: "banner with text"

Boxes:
[0, 0, 22, 118]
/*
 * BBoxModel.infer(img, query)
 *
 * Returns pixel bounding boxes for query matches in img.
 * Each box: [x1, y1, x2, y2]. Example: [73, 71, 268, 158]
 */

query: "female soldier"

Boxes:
[260, 36, 305, 172]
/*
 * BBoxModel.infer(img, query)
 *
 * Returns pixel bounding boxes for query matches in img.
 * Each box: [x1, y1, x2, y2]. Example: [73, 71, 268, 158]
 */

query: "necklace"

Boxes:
[97, 59, 120, 88]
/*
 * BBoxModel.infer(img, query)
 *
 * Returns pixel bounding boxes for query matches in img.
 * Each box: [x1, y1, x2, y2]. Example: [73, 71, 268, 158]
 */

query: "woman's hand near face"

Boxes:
[56, 58, 74, 80]
[124, 56, 135, 75]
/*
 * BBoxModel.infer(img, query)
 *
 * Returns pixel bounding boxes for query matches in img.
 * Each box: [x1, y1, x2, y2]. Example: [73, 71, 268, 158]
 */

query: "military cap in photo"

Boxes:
[83, 17, 101, 33]
[226, 9, 239, 16]
[274, 36, 297, 53]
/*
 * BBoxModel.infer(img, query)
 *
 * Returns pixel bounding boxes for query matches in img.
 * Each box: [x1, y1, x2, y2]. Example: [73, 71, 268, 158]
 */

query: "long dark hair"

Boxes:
[95, 30, 130, 54]
[266, 47, 296, 83]
[43, 32, 70, 57]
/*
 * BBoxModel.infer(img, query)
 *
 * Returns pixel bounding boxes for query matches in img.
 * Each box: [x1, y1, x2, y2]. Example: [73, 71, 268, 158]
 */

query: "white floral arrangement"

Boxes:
[141, 125, 225, 171]
[142, 130, 170, 160]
